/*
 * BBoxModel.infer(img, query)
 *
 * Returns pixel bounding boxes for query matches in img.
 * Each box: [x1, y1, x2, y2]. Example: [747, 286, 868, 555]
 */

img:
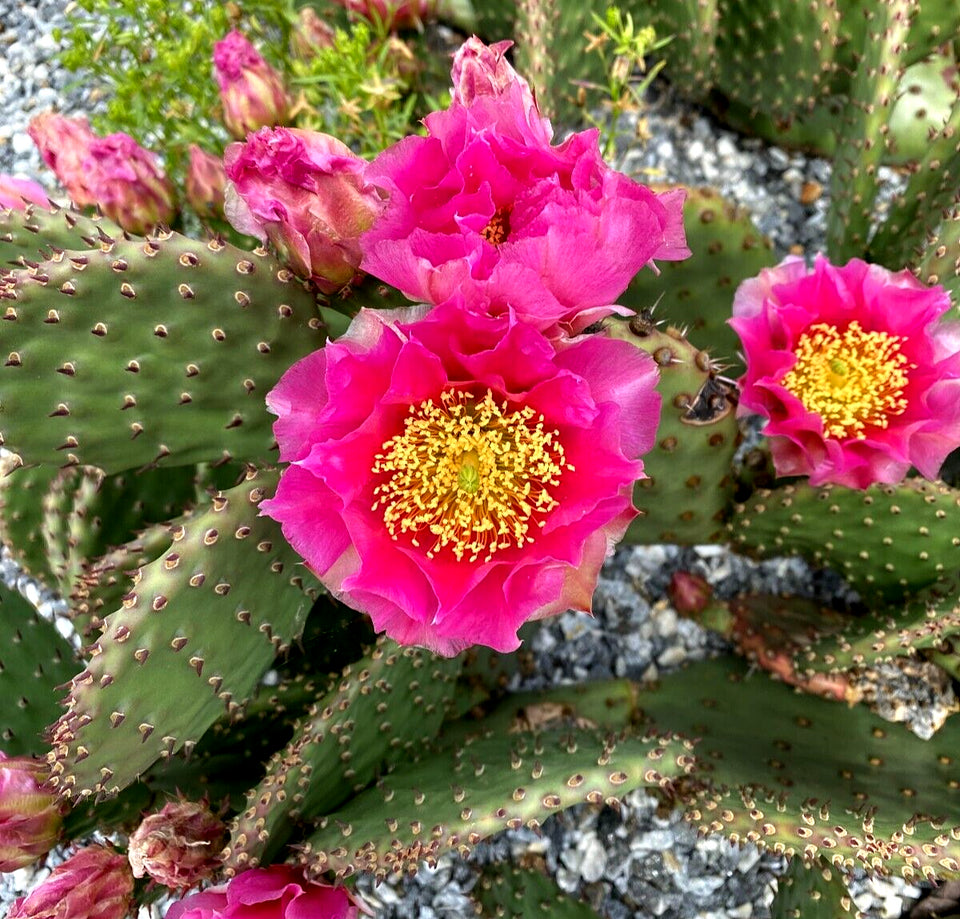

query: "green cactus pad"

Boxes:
[474, 864, 603, 919]
[729, 479, 960, 603]
[917, 205, 960, 300]
[0, 203, 127, 268]
[223, 638, 462, 873]
[46, 468, 319, 802]
[0, 230, 325, 473]
[770, 857, 860, 919]
[0, 584, 77, 756]
[297, 685, 695, 881]
[827, 0, 914, 261]
[640, 656, 960, 881]
[791, 585, 960, 674]
[0, 464, 60, 587]
[618, 187, 775, 374]
[604, 318, 739, 544]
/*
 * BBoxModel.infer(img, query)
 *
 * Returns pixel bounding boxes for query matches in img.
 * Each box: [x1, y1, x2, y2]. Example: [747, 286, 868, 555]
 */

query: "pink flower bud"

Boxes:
[128, 799, 226, 890]
[328, 0, 438, 30]
[214, 31, 290, 139]
[224, 126, 385, 292]
[667, 571, 714, 616]
[0, 175, 49, 210]
[27, 112, 99, 207]
[290, 7, 335, 60]
[166, 865, 363, 919]
[0, 754, 62, 872]
[185, 145, 227, 219]
[8, 844, 134, 919]
[82, 132, 177, 234]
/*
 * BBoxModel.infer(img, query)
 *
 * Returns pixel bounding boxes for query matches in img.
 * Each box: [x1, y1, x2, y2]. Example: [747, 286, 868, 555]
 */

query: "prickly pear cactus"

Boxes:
[46, 469, 319, 803]
[605, 316, 739, 544]
[0, 231, 325, 473]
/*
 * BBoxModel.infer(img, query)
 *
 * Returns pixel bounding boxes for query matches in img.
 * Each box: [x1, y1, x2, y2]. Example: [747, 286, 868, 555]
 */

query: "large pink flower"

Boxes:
[165, 866, 360, 919]
[225, 127, 385, 293]
[731, 254, 960, 488]
[360, 38, 688, 335]
[260, 301, 660, 655]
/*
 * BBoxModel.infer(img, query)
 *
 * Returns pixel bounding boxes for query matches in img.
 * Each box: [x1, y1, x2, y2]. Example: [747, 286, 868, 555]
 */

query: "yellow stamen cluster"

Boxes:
[780, 320, 914, 439]
[371, 389, 571, 562]
[481, 207, 511, 246]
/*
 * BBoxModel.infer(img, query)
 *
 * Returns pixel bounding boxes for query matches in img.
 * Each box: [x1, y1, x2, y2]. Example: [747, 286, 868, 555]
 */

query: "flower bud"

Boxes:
[667, 570, 713, 616]
[0, 175, 49, 210]
[185, 145, 227, 219]
[328, 0, 438, 30]
[289, 7, 335, 61]
[128, 799, 226, 890]
[27, 112, 99, 207]
[224, 126, 384, 292]
[214, 31, 290, 140]
[83, 132, 177, 234]
[0, 754, 62, 872]
[8, 844, 133, 919]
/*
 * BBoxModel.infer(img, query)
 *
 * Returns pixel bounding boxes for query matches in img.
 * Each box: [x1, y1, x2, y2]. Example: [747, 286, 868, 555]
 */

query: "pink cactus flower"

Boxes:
[213, 31, 290, 140]
[186, 145, 227, 219]
[27, 112, 99, 207]
[0, 175, 49, 210]
[165, 865, 361, 919]
[731, 254, 960, 489]
[8, 844, 133, 919]
[328, 0, 438, 31]
[128, 799, 226, 890]
[360, 38, 688, 335]
[224, 127, 385, 293]
[81, 132, 177, 234]
[0, 753, 62, 872]
[260, 300, 660, 656]
[289, 7, 336, 60]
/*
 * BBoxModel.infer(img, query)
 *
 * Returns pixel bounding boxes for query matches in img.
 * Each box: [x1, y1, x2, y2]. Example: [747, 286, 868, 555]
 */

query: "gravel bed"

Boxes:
[0, 4, 935, 917]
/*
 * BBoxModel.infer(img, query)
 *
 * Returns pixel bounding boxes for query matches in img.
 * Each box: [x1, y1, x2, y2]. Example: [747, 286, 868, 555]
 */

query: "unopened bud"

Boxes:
[214, 30, 290, 139]
[0, 754, 62, 872]
[667, 570, 713, 616]
[128, 799, 226, 890]
[8, 844, 133, 919]
[185, 145, 227, 219]
[290, 7, 335, 61]
[27, 112, 99, 207]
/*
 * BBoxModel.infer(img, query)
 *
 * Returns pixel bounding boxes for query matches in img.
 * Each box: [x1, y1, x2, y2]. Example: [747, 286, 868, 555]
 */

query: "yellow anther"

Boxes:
[781, 320, 913, 440]
[371, 389, 566, 562]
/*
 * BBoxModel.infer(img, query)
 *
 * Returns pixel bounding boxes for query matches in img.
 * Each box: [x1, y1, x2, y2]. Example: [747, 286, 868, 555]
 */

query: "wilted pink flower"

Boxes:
[731, 254, 960, 488]
[81, 132, 177, 233]
[8, 844, 133, 919]
[260, 300, 660, 655]
[128, 799, 226, 890]
[186, 145, 227, 219]
[360, 38, 688, 335]
[166, 865, 361, 919]
[214, 31, 290, 139]
[27, 112, 99, 207]
[328, 0, 438, 30]
[0, 754, 61, 872]
[224, 127, 385, 292]
[0, 175, 49, 210]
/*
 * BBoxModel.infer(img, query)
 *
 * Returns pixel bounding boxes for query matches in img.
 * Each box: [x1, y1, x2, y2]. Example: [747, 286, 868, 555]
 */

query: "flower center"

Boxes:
[371, 389, 570, 562]
[481, 207, 511, 246]
[780, 320, 913, 439]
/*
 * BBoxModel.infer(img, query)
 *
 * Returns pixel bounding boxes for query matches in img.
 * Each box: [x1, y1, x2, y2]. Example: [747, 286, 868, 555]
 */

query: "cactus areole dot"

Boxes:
[372, 389, 569, 562]
[780, 321, 913, 439]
